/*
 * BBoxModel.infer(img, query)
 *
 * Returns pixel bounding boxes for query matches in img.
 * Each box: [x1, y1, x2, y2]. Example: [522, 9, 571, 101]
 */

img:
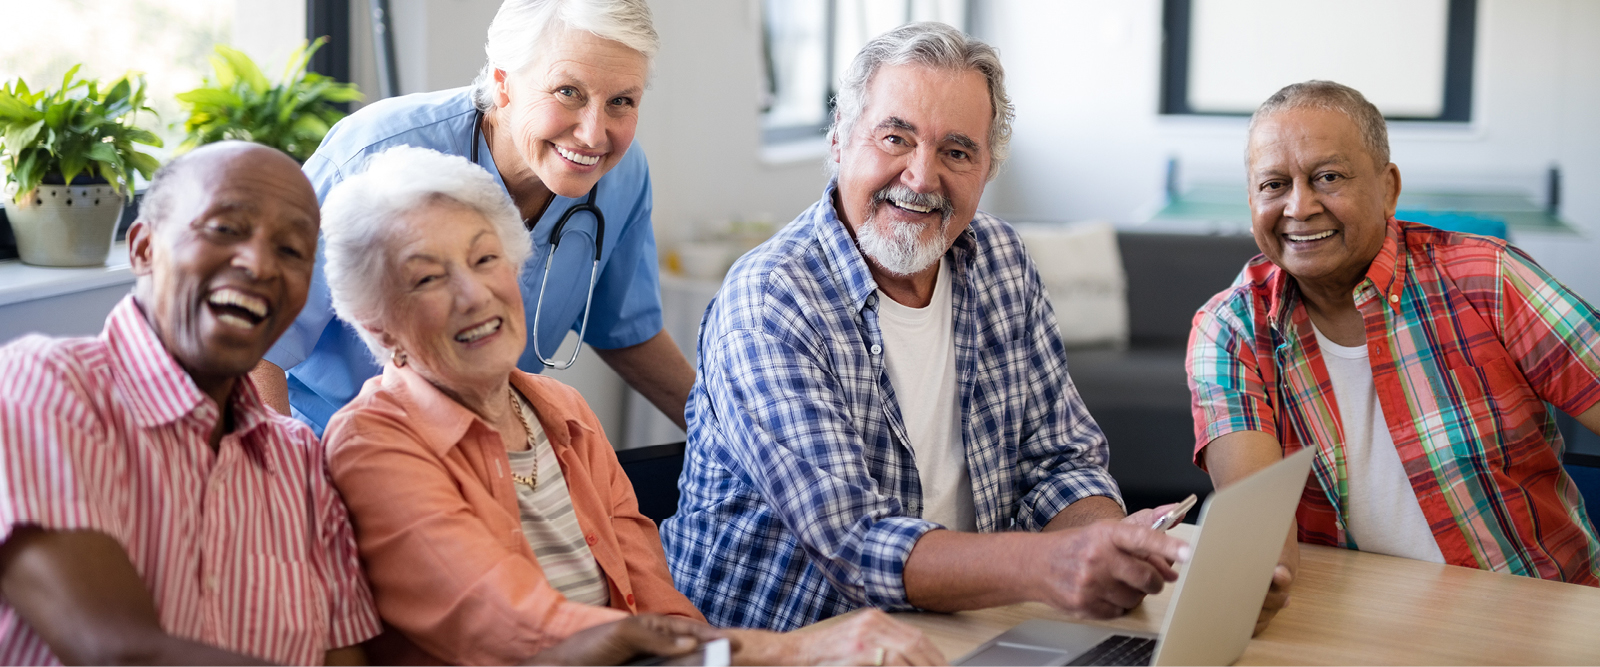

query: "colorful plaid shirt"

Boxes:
[661, 184, 1120, 631]
[1188, 218, 1600, 585]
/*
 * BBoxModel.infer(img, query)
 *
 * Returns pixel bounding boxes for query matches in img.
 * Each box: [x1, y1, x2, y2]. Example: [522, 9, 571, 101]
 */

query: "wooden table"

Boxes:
[892, 525, 1600, 665]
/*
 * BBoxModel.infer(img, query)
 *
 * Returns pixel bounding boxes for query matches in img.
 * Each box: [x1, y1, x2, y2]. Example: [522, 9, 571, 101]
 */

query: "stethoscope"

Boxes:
[472, 109, 605, 370]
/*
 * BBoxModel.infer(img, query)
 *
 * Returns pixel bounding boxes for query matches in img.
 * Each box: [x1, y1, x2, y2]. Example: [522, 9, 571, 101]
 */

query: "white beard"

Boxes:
[855, 216, 948, 276]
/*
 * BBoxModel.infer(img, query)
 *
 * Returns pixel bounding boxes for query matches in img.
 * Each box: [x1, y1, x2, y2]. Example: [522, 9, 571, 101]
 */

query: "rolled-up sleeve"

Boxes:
[1186, 292, 1277, 469]
[1011, 270, 1121, 530]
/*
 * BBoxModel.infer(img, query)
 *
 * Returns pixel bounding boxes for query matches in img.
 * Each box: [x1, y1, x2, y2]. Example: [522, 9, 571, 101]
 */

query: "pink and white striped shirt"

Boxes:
[0, 296, 381, 665]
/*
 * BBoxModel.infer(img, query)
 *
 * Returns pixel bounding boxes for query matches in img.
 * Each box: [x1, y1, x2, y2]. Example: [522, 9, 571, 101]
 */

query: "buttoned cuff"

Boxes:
[1018, 466, 1123, 531]
[858, 516, 942, 611]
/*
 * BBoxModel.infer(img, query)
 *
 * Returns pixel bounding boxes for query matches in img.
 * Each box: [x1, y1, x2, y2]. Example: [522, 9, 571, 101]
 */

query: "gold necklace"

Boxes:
[508, 385, 538, 490]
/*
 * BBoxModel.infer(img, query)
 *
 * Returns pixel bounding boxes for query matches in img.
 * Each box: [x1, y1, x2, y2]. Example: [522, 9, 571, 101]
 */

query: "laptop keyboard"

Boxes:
[1066, 635, 1156, 666]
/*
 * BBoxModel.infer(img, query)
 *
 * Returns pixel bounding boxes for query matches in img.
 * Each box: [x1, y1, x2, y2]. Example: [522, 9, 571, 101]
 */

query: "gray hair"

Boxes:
[828, 22, 1014, 181]
[1247, 80, 1391, 167]
[321, 146, 533, 361]
[471, 0, 658, 112]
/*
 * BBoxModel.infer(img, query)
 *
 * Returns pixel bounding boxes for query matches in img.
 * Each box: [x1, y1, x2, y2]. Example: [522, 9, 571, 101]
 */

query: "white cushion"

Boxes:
[1013, 222, 1129, 349]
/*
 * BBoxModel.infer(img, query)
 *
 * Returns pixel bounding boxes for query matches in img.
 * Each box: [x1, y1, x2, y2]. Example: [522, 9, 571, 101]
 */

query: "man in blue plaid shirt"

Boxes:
[661, 23, 1191, 638]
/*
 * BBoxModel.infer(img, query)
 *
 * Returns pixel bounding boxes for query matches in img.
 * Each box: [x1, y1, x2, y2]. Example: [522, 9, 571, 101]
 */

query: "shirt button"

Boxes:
[625, 593, 636, 606]
[205, 575, 219, 592]
[1389, 294, 1400, 303]
[586, 534, 598, 546]
[870, 344, 882, 355]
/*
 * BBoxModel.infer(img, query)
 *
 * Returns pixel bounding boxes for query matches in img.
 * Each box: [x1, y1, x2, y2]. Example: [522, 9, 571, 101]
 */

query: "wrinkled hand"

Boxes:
[782, 608, 945, 665]
[1254, 540, 1299, 636]
[1036, 522, 1192, 619]
[525, 615, 728, 666]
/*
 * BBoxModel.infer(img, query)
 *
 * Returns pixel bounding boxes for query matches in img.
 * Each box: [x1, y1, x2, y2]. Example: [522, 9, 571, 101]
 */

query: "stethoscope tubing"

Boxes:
[471, 109, 606, 370]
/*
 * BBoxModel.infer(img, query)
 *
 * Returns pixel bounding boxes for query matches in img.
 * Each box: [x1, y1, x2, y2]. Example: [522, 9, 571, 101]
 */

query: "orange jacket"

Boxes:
[324, 365, 703, 665]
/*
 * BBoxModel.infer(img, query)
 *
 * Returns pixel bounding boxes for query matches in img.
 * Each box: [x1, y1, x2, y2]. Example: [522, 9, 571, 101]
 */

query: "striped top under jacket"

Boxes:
[0, 296, 381, 665]
[1188, 218, 1600, 585]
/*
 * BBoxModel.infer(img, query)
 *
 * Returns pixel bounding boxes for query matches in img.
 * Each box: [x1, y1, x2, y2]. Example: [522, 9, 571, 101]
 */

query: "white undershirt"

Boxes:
[1311, 324, 1444, 563]
[876, 259, 976, 532]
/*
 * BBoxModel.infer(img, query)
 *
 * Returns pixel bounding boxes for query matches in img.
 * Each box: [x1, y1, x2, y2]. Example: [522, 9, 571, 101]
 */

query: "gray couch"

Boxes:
[1064, 232, 1264, 512]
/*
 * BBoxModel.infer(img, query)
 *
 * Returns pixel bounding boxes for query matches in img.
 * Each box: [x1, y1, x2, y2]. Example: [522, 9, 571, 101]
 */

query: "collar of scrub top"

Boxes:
[471, 108, 606, 370]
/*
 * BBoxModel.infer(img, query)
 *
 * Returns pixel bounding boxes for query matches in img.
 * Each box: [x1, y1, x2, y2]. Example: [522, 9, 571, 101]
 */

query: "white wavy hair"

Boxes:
[828, 22, 1014, 181]
[471, 0, 659, 112]
[321, 146, 533, 361]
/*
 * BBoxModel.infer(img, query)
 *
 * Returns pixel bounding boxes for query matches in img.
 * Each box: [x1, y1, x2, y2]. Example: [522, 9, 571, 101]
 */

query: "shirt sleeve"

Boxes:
[300, 428, 382, 649]
[581, 146, 664, 351]
[1496, 246, 1600, 416]
[0, 341, 112, 543]
[324, 416, 626, 665]
[1186, 295, 1279, 469]
[701, 324, 940, 612]
[263, 154, 345, 371]
[1011, 280, 1122, 529]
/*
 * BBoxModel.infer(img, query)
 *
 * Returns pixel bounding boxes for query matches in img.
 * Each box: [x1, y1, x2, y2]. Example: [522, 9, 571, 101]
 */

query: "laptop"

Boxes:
[956, 447, 1314, 666]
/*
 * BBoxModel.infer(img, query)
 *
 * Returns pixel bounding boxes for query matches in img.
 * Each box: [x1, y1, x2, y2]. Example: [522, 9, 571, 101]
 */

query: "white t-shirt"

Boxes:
[876, 260, 977, 532]
[1312, 324, 1445, 563]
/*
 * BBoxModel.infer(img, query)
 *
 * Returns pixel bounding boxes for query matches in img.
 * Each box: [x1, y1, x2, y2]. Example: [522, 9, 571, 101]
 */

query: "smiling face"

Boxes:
[833, 63, 992, 279]
[1247, 107, 1401, 296]
[370, 200, 526, 395]
[490, 28, 647, 199]
[129, 143, 319, 391]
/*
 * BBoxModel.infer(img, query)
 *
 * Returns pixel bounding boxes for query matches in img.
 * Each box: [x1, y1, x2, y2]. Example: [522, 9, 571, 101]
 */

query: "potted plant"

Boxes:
[0, 66, 162, 267]
[176, 38, 362, 162]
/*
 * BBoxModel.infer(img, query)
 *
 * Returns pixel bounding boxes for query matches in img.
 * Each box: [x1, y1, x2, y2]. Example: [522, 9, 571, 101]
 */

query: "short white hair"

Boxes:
[471, 0, 658, 112]
[321, 145, 533, 361]
[828, 22, 1013, 181]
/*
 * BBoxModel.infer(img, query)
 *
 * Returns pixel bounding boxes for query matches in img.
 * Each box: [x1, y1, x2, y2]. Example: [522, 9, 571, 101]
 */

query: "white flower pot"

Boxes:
[3, 183, 125, 267]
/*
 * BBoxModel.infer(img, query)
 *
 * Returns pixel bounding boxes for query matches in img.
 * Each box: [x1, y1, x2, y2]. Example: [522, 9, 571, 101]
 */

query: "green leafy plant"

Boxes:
[0, 66, 163, 203]
[177, 37, 363, 162]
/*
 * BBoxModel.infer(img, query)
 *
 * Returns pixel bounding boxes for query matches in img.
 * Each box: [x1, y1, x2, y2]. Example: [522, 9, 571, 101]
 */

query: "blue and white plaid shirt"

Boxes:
[661, 184, 1122, 631]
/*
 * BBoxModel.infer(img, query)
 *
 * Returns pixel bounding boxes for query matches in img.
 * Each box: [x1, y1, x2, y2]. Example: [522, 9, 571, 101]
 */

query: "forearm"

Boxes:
[1201, 430, 1285, 488]
[250, 360, 291, 416]
[594, 330, 694, 430]
[902, 529, 1041, 611]
[1042, 495, 1126, 532]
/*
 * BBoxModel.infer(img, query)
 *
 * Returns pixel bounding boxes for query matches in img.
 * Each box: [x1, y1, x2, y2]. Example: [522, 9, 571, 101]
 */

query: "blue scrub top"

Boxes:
[265, 87, 664, 435]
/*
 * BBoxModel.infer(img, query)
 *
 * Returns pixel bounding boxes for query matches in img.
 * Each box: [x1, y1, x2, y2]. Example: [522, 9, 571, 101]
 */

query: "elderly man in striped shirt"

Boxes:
[1189, 80, 1600, 636]
[0, 142, 383, 664]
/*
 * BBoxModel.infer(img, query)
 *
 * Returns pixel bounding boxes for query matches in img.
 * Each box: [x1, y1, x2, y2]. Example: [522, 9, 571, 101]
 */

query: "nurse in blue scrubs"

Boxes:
[252, 0, 694, 435]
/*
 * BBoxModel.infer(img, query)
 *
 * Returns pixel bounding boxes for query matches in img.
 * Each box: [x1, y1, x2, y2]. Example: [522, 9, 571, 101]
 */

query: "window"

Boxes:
[1159, 0, 1477, 121]
[0, 0, 309, 160]
[760, 0, 969, 147]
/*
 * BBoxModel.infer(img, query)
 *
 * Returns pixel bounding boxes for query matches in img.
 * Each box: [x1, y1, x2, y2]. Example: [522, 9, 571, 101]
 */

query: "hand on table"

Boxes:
[1034, 522, 1192, 619]
[1255, 539, 1299, 636]
[524, 614, 728, 666]
[776, 608, 945, 665]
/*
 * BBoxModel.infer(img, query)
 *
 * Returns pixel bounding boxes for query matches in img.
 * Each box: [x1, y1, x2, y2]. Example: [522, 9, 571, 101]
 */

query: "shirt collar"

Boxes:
[103, 296, 210, 428]
[1265, 216, 1404, 330]
[810, 180, 980, 313]
[380, 363, 587, 458]
[102, 296, 281, 450]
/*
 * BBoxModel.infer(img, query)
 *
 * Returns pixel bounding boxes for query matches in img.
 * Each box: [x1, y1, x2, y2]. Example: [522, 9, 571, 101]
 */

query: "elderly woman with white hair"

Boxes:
[254, 0, 696, 443]
[318, 146, 945, 666]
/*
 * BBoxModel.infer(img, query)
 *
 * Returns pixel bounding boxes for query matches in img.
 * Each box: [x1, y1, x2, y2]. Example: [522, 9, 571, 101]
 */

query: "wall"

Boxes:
[976, 0, 1600, 301]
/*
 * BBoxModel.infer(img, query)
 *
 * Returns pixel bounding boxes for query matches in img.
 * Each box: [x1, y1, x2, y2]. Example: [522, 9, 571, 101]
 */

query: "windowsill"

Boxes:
[759, 137, 831, 166]
[0, 242, 133, 307]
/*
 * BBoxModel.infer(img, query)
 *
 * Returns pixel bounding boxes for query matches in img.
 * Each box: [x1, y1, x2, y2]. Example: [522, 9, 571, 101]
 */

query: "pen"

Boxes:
[1151, 493, 1198, 531]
